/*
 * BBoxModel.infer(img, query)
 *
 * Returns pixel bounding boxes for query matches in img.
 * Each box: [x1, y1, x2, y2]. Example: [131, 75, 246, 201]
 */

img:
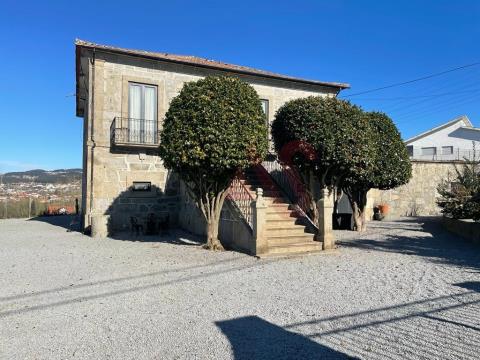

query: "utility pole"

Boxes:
[28, 197, 32, 218]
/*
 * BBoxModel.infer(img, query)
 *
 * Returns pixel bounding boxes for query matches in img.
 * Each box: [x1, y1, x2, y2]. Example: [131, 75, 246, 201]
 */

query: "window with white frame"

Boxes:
[260, 99, 269, 118]
[260, 99, 270, 149]
[128, 83, 157, 144]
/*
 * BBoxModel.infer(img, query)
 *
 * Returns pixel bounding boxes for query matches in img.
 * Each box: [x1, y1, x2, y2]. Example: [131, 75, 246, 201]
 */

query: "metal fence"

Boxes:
[408, 147, 479, 161]
[110, 117, 160, 146]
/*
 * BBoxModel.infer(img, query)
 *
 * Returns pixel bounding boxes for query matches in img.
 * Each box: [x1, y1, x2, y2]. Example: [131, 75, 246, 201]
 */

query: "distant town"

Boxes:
[0, 169, 81, 218]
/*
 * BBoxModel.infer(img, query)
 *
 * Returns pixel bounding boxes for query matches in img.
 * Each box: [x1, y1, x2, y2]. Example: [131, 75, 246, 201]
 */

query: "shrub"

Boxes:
[159, 76, 268, 249]
[272, 96, 372, 232]
[342, 112, 411, 230]
[437, 156, 480, 221]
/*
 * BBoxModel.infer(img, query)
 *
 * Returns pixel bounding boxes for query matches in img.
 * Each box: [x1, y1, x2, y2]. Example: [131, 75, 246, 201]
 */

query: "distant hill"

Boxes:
[0, 169, 82, 184]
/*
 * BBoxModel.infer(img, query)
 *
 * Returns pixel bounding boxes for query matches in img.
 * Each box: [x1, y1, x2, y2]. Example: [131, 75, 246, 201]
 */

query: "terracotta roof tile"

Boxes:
[75, 39, 350, 89]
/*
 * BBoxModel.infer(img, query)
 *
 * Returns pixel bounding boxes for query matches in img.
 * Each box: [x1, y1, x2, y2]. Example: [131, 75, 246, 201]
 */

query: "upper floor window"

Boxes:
[260, 99, 272, 150]
[442, 146, 453, 155]
[421, 147, 436, 156]
[128, 83, 157, 143]
[260, 99, 269, 120]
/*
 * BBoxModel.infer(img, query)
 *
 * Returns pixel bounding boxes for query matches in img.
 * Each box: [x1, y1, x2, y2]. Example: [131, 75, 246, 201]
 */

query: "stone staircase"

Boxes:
[243, 166, 323, 257]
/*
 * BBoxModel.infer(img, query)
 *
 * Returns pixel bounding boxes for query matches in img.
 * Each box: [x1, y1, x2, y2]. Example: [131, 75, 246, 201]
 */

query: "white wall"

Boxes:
[407, 119, 480, 160]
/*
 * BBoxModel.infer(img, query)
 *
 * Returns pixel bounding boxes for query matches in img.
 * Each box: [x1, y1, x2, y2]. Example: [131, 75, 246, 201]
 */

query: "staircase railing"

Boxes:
[227, 175, 254, 229]
[262, 159, 315, 227]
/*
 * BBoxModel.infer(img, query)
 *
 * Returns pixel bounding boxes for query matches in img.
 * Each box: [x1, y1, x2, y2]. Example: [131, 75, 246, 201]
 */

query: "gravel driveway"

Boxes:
[0, 216, 479, 359]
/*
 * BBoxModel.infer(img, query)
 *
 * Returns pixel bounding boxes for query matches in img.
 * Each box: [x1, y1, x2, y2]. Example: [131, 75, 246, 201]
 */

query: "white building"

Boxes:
[405, 115, 480, 161]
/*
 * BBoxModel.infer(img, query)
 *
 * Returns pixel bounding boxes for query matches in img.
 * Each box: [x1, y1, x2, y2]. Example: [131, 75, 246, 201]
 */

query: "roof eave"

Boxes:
[74, 40, 350, 91]
[404, 115, 472, 144]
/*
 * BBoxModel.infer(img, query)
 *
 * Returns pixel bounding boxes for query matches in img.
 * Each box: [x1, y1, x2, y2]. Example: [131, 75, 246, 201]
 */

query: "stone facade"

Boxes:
[76, 41, 345, 236]
[368, 160, 459, 218]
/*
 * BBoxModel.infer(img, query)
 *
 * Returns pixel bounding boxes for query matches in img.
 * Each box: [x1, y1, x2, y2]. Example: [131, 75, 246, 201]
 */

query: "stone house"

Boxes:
[75, 40, 349, 256]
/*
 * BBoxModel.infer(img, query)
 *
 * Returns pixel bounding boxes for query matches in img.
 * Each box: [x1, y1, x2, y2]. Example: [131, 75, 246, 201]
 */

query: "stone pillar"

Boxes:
[316, 188, 335, 250]
[91, 214, 110, 238]
[252, 188, 268, 255]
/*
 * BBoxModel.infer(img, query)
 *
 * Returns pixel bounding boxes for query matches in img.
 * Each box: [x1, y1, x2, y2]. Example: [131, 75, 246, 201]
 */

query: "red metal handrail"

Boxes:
[227, 174, 255, 229]
[261, 160, 315, 225]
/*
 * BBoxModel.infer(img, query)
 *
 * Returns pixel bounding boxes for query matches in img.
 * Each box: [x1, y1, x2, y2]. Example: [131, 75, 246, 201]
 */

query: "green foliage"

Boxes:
[159, 76, 268, 191]
[437, 158, 480, 220]
[272, 98, 411, 231]
[343, 112, 412, 192]
[159, 76, 267, 248]
[0, 199, 48, 219]
[272, 96, 372, 187]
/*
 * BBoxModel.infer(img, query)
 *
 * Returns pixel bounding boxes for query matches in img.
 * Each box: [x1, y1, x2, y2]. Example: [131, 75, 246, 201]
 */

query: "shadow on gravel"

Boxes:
[28, 214, 81, 232]
[455, 281, 480, 292]
[108, 229, 204, 246]
[0, 255, 251, 304]
[282, 291, 480, 359]
[338, 217, 480, 271]
[0, 255, 280, 319]
[216, 316, 358, 360]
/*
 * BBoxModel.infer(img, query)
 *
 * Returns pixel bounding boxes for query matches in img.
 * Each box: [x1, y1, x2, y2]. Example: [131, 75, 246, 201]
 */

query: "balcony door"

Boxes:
[128, 83, 157, 144]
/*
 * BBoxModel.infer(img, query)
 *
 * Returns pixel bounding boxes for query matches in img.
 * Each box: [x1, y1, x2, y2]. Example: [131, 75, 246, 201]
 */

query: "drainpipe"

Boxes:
[89, 48, 96, 224]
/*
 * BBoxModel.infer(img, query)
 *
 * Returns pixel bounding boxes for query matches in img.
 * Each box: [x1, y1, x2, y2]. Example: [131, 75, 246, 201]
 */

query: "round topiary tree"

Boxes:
[342, 111, 412, 231]
[272, 96, 372, 231]
[159, 76, 268, 250]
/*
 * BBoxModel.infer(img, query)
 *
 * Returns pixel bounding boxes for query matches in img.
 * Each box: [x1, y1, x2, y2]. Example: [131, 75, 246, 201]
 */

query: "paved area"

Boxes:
[0, 216, 479, 359]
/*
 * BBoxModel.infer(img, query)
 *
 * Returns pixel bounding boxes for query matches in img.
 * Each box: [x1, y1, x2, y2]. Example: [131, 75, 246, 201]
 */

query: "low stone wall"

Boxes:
[178, 181, 256, 254]
[443, 217, 480, 244]
[177, 182, 207, 237]
[369, 160, 459, 218]
[219, 201, 255, 255]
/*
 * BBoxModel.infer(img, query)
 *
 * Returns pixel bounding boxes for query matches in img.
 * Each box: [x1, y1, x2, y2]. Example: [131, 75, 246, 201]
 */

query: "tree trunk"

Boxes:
[201, 191, 228, 251]
[205, 216, 223, 250]
[350, 190, 368, 232]
[307, 170, 319, 226]
[310, 196, 319, 226]
[351, 202, 363, 232]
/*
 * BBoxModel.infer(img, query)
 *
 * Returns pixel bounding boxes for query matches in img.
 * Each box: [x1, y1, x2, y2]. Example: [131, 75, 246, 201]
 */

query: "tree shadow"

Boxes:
[109, 228, 204, 246]
[455, 281, 480, 292]
[216, 316, 358, 360]
[28, 214, 81, 232]
[283, 291, 480, 359]
[338, 217, 480, 270]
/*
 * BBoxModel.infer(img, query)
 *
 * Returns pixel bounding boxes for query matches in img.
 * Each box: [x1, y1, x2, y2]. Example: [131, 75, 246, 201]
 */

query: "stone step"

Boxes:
[266, 204, 292, 212]
[265, 226, 308, 236]
[265, 216, 300, 224]
[266, 233, 316, 246]
[264, 241, 323, 255]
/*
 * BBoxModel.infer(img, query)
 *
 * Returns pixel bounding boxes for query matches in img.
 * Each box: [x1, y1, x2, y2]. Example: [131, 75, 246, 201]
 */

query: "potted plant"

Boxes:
[377, 203, 390, 216]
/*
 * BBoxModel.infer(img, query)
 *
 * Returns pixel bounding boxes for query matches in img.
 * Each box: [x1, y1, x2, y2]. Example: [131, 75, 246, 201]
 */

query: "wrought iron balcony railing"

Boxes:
[110, 117, 161, 147]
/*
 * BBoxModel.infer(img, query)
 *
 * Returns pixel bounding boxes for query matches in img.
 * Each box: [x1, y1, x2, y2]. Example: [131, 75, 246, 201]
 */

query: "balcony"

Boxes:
[110, 117, 160, 148]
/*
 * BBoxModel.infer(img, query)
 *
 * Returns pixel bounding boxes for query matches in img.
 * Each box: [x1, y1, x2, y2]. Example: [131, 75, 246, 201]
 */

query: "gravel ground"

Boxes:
[0, 216, 479, 359]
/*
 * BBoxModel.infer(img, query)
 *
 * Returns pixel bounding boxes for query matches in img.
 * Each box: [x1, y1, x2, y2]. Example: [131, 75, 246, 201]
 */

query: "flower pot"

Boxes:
[378, 204, 390, 215]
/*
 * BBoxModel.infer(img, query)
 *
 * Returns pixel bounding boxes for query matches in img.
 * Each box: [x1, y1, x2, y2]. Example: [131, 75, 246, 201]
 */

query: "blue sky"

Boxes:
[0, 0, 479, 172]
